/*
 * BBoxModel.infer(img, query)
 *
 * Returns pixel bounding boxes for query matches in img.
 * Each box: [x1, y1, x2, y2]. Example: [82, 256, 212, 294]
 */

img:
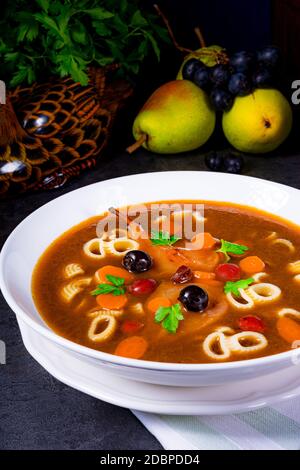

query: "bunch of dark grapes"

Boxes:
[182, 46, 280, 112]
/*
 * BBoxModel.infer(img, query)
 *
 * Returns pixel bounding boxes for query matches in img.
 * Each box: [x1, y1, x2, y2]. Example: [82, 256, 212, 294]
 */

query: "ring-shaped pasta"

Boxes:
[226, 288, 255, 310]
[203, 331, 231, 360]
[287, 260, 300, 274]
[129, 303, 145, 317]
[88, 313, 117, 343]
[271, 238, 296, 254]
[265, 231, 277, 241]
[202, 328, 268, 360]
[104, 237, 139, 256]
[88, 308, 124, 319]
[294, 274, 300, 284]
[99, 228, 129, 241]
[277, 308, 300, 319]
[62, 277, 92, 302]
[64, 263, 84, 278]
[83, 238, 106, 259]
[246, 282, 281, 304]
[227, 331, 268, 353]
[252, 272, 268, 283]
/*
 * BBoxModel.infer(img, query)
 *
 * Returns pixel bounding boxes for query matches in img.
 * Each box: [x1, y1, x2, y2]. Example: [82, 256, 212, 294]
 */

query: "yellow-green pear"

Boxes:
[177, 45, 226, 79]
[222, 89, 293, 154]
[130, 80, 216, 154]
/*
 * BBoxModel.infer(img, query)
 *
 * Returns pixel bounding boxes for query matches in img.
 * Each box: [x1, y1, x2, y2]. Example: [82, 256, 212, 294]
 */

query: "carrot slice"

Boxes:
[194, 271, 216, 280]
[239, 256, 265, 274]
[147, 297, 171, 313]
[96, 293, 128, 309]
[277, 317, 300, 344]
[192, 232, 216, 250]
[115, 336, 148, 359]
[95, 265, 133, 284]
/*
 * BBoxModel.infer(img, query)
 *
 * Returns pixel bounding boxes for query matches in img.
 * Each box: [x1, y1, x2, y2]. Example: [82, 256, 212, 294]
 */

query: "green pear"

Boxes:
[177, 45, 226, 79]
[222, 89, 293, 154]
[130, 80, 216, 154]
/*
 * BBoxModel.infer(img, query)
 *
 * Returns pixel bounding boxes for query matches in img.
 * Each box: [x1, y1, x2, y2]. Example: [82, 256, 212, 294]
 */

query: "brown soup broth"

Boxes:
[32, 201, 300, 363]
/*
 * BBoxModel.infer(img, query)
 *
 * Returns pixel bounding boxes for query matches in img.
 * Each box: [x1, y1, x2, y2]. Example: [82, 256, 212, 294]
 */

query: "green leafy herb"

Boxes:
[0, 0, 170, 87]
[216, 239, 248, 262]
[150, 231, 181, 247]
[224, 278, 254, 297]
[91, 274, 126, 296]
[155, 303, 184, 333]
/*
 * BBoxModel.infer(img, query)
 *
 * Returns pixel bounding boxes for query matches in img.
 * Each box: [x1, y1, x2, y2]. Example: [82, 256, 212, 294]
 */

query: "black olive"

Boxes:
[178, 285, 209, 312]
[122, 250, 153, 273]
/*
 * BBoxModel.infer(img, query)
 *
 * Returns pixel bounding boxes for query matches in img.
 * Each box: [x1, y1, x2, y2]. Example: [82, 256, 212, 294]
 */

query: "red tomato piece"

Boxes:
[215, 263, 241, 282]
[128, 279, 157, 296]
[239, 315, 266, 333]
[121, 320, 144, 334]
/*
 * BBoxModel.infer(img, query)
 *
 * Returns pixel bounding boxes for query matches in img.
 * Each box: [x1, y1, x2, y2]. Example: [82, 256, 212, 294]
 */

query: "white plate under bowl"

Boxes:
[1, 171, 300, 391]
[18, 316, 300, 415]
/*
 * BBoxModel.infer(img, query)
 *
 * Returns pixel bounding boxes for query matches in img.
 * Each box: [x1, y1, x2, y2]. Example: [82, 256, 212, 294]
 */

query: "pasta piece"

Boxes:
[129, 303, 145, 317]
[203, 328, 268, 360]
[294, 274, 300, 284]
[252, 272, 268, 283]
[104, 237, 139, 256]
[61, 277, 92, 302]
[215, 326, 235, 335]
[88, 313, 117, 342]
[270, 238, 296, 254]
[88, 308, 124, 319]
[203, 331, 231, 360]
[246, 282, 281, 304]
[227, 331, 268, 353]
[287, 260, 300, 274]
[83, 238, 106, 259]
[265, 231, 277, 241]
[277, 308, 300, 319]
[64, 263, 84, 278]
[226, 289, 255, 310]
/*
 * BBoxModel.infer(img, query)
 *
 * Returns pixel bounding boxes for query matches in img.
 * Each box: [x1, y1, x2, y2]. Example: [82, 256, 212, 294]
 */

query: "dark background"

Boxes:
[1, 0, 300, 451]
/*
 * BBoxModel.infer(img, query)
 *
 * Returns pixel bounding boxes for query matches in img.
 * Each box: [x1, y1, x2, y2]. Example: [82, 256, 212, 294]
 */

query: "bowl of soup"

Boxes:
[1, 171, 300, 387]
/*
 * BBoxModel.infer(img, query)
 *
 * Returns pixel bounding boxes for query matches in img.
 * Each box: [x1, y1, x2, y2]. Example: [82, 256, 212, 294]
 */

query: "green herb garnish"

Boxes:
[155, 303, 184, 333]
[91, 274, 126, 296]
[224, 278, 254, 297]
[216, 239, 248, 262]
[150, 230, 181, 247]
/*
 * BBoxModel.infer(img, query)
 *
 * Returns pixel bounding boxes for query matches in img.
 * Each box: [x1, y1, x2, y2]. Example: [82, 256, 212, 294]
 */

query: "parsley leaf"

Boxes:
[150, 231, 181, 247]
[155, 303, 184, 333]
[224, 278, 254, 297]
[91, 274, 126, 296]
[216, 239, 248, 262]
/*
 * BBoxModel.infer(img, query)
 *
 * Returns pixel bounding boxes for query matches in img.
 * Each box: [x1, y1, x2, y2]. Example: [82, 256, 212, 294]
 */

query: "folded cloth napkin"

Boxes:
[133, 396, 300, 450]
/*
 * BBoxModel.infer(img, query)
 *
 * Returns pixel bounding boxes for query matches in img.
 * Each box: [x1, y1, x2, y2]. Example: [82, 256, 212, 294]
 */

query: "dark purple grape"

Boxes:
[229, 51, 256, 73]
[178, 285, 209, 312]
[252, 68, 273, 88]
[228, 73, 252, 96]
[193, 66, 210, 90]
[210, 64, 230, 87]
[182, 58, 204, 81]
[122, 250, 153, 273]
[223, 152, 244, 174]
[205, 151, 224, 171]
[210, 88, 234, 111]
[257, 46, 280, 69]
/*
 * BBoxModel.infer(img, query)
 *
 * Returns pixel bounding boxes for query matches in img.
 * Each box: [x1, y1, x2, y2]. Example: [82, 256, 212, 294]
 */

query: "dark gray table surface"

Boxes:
[1, 144, 300, 450]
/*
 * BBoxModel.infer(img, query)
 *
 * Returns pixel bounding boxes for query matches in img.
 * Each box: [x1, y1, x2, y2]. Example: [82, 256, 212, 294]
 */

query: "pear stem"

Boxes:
[194, 27, 206, 48]
[126, 134, 147, 154]
[153, 4, 193, 54]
